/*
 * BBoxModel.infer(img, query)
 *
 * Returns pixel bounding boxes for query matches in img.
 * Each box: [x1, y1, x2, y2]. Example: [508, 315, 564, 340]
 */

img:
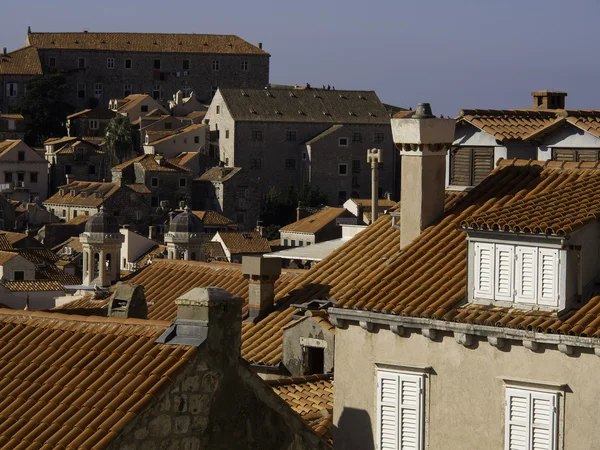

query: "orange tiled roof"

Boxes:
[280, 208, 347, 234]
[566, 114, 600, 139]
[145, 123, 205, 146]
[113, 154, 191, 172]
[0, 309, 195, 449]
[192, 210, 235, 227]
[27, 32, 268, 55]
[0, 251, 18, 265]
[1, 280, 65, 292]
[268, 374, 334, 445]
[346, 198, 396, 208]
[215, 231, 271, 254]
[0, 46, 42, 75]
[457, 109, 559, 141]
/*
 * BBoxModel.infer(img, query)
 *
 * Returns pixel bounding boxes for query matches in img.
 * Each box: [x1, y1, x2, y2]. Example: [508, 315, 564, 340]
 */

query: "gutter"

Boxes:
[328, 307, 600, 356]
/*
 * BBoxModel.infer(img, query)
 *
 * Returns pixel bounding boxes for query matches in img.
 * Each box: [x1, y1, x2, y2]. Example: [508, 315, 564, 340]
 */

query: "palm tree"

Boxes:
[105, 115, 134, 164]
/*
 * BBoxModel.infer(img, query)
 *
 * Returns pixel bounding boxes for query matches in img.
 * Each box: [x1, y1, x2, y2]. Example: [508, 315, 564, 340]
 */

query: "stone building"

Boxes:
[44, 136, 110, 190]
[0, 113, 25, 141]
[66, 107, 116, 138]
[194, 166, 260, 230]
[111, 154, 192, 209]
[0, 139, 49, 202]
[2, 29, 270, 112]
[0, 45, 42, 113]
[279, 207, 354, 247]
[143, 123, 207, 158]
[203, 87, 397, 204]
[43, 180, 151, 229]
[0, 286, 330, 449]
[211, 230, 271, 263]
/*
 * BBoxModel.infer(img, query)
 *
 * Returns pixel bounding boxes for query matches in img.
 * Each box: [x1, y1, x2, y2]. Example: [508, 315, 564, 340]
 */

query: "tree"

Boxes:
[19, 75, 72, 146]
[105, 115, 134, 164]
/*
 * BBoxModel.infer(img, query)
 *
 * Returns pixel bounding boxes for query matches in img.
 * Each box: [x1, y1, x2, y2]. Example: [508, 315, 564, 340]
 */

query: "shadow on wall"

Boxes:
[334, 407, 374, 450]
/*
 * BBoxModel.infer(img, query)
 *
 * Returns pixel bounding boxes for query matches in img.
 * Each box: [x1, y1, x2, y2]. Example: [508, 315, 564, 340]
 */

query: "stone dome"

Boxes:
[169, 206, 203, 234]
[84, 206, 120, 234]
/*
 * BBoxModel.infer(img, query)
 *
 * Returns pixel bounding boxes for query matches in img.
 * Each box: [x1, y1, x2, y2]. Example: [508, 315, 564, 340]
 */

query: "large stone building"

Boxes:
[0, 139, 49, 202]
[0, 29, 270, 112]
[203, 87, 397, 205]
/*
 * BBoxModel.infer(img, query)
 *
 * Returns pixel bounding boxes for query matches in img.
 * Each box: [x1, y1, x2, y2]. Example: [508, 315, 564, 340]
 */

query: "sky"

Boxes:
[2, 0, 598, 116]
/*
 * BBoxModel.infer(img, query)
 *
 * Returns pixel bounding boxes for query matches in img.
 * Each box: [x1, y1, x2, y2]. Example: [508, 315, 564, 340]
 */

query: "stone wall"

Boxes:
[0, 74, 36, 113]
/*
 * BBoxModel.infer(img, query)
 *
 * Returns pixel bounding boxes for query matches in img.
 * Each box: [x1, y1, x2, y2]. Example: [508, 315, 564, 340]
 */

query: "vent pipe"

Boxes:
[367, 148, 382, 223]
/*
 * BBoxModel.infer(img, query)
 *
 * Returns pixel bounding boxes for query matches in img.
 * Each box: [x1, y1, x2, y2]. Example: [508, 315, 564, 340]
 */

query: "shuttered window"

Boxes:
[552, 148, 600, 162]
[377, 369, 424, 450]
[450, 147, 494, 186]
[495, 244, 514, 301]
[505, 388, 557, 450]
[538, 249, 559, 307]
[474, 242, 495, 299]
[516, 247, 537, 304]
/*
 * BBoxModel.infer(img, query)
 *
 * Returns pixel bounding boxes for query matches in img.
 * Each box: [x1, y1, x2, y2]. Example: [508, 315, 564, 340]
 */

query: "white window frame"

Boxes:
[516, 246, 538, 304]
[339, 137, 349, 147]
[241, 60, 249, 71]
[505, 386, 558, 450]
[474, 242, 495, 300]
[212, 60, 220, 71]
[377, 368, 425, 450]
[538, 248, 559, 307]
[494, 244, 514, 301]
[94, 83, 103, 97]
[106, 58, 115, 69]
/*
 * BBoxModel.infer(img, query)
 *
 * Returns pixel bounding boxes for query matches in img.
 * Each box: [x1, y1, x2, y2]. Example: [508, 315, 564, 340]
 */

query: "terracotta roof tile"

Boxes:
[27, 32, 268, 55]
[197, 167, 242, 182]
[458, 109, 559, 141]
[214, 231, 271, 254]
[192, 210, 235, 227]
[0, 251, 18, 265]
[1, 280, 65, 292]
[0, 46, 43, 75]
[280, 208, 348, 234]
[112, 154, 191, 172]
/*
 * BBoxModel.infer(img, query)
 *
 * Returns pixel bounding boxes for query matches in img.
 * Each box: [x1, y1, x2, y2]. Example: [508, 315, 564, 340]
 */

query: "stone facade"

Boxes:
[0, 140, 49, 202]
[0, 114, 26, 141]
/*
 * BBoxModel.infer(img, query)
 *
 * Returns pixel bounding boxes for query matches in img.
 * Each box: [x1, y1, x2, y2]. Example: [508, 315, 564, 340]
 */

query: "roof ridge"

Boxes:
[265, 373, 334, 386]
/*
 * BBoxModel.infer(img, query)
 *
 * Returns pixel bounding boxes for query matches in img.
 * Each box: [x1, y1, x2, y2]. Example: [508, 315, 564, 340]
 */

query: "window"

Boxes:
[212, 60, 220, 71]
[89, 119, 99, 130]
[124, 58, 132, 69]
[216, 105, 220, 114]
[183, 138, 188, 144]
[151, 177, 159, 187]
[241, 60, 249, 71]
[472, 242, 560, 308]
[283, 239, 288, 246]
[4, 173, 12, 183]
[78, 58, 86, 69]
[183, 59, 190, 70]
[225, 130, 230, 139]
[13, 271, 25, 281]
[89, 165, 96, 175]
[64, 165, 72, 175]
[250, 158, 263, 170]
[285, 159, 296, 170]
[77, 83, 86, 99]
[153, 59, 161, 70]
[30, 172, 38, 183]
[106, 58, 115, 69]
[6, 83, 18, 97]
[17, 172, 24, 182]
[182, 86, 192, 97]
[338, 163, 348, 175]
[352, 160, 361, 173]
[94, 83, 103, 97]
[286, 131, 297, 142]
[291, 240, 296, 247]
[179, 178, 187, 188]
[73, 210, 78, 217]
[377, 369, 425, 450]
[17, 151, 25, 161]
[123, 84, 132, 97]
[62, 209, 66, 217]
[141, 105, 149, 113]
[298, 241, 304, 247]
[450, 147, 494, 186]
[374, 132, 385, 143]
[305, 347, 323, 374]
[353, 132, 362, 142]
[251, 130, 263, 141]
[152, 85, 161, 100]
[339, 137, 348, 146]
[552, 148, 600, 162]
[49, 57, 56, 68]
[194, 136, 200, 144]
[302, 152, 307, 160]
[505, 387, 558, 450]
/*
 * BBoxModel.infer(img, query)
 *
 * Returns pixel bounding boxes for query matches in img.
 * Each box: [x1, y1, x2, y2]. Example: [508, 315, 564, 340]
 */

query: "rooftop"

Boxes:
[112, 154, 191, 173]
[214, 231, 271, 254]
[280, 207, 347, 234]
[196, 166, 242, 182]
[44, 181, 149, 207]
[0, 45, 42, 75]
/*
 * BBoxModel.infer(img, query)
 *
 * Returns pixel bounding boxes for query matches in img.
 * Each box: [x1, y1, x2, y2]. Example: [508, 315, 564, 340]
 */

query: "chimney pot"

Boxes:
[242, 256, 281, 323]
[2, 48, 6, 56]
[258, 42, 263, 49]
[149, 225, 156, 240]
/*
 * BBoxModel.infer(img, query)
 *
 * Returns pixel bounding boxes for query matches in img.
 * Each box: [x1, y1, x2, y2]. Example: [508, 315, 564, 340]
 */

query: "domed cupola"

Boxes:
[84, 206, 120, 234]
[169, 206, 204, 234]
[165, 206, 204, 261]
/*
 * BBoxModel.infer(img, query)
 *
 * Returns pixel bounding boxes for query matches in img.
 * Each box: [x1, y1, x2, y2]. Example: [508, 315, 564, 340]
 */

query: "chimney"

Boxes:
[149, 225, 156, 240]
[532, 90, 567, 110]
[156, 287, 243, 363]
[2, 48, 6, 56]
[296, 202, 309, 222]
[242, 256, 281, 323]
[107, 282, 148, 319]
[367, 148, 382, 223]
[391, 103, 455, 248]
[258, 42, 263, 50]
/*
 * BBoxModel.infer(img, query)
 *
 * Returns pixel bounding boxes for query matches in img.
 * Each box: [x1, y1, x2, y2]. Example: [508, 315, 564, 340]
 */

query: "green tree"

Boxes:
[260, 184, 329, 231]
[105, 115, 134, 164]
[19, 75, 71, 146]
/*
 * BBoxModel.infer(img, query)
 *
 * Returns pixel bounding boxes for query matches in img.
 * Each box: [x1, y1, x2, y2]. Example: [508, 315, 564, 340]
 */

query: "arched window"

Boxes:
[93, 253, 100, 277]
[106, 253, 112, 272]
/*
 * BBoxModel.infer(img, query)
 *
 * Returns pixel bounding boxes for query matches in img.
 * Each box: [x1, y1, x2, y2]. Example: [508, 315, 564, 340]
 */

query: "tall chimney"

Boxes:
[148, 225, 156, 240]
[391, 103, 455, 248]
[367, 148, 382, 223]
[242, 256, 281, 323]
[156, 287, 243, 363]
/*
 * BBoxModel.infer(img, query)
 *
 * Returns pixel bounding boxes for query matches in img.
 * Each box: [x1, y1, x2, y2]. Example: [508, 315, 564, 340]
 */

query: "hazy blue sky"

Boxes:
[2, 0, 598, 116]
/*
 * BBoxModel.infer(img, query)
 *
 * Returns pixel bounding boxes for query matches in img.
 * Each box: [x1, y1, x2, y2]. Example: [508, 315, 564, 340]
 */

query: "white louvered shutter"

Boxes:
[505, 388, 557, 450]
[506, 389, 530, 450]
[378, 371, 399, 450]
[531, 392, 557, 450]
[538, 249, 559, 307]
[474, 242, 495, 299]
[398, 374, 424, 450]
[495, 244, 514, 301]
[516, 247, 538, 304]
[377, 370, 424, 450]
